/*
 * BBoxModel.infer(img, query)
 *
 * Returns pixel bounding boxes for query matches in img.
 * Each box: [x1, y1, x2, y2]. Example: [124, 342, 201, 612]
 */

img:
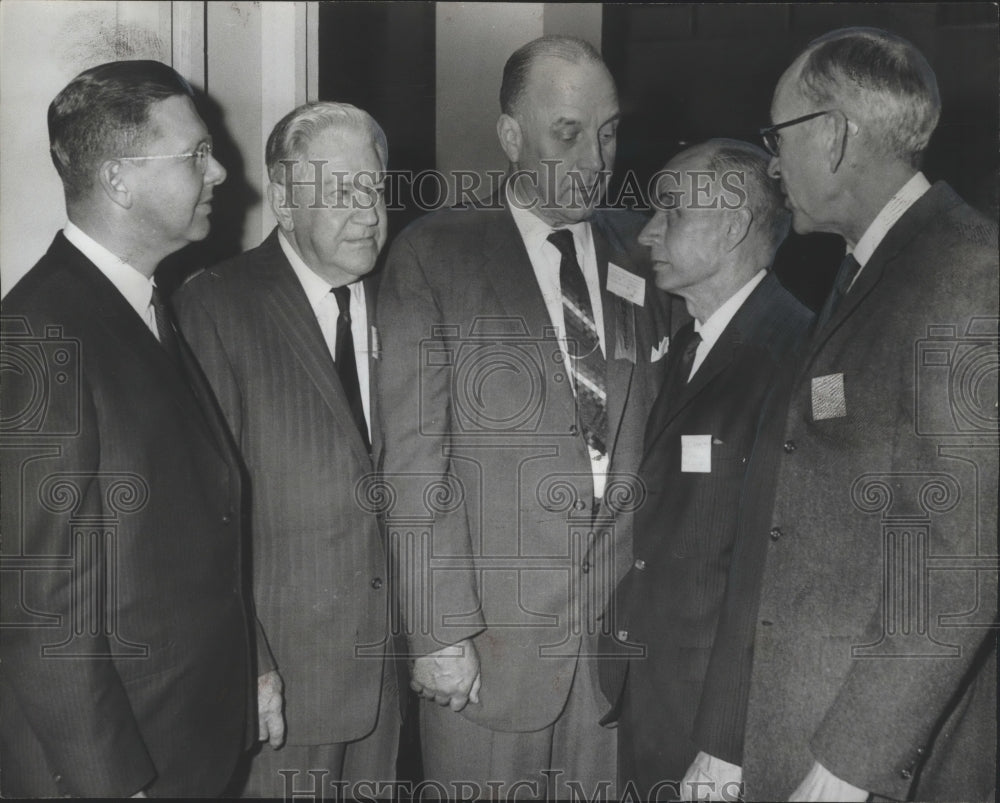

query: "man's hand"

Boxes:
[789, 761, 867, 802]
[411, 638, 481, 712]
[257, 669, 286, 748]
[680, 751, 743, 801]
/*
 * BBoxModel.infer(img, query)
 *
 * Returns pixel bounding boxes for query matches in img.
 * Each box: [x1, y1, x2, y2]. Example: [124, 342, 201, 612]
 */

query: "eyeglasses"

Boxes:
[117, 141, 214, 173]
[759, 111, 833, 157]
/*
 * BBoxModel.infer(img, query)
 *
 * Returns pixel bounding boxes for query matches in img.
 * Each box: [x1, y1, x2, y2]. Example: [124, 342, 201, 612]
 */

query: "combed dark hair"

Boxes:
[705, 138, 791, 255]
[265, 101, 388, 185]
[48, 60, 194, 202]
[797, 27, 940, 167]
[500, 35, 604, 117]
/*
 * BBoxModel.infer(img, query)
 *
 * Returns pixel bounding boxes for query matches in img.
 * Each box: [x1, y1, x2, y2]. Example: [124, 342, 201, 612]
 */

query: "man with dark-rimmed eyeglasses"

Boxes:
[686, 26, 998, 803]
[0, 60, 278, 797]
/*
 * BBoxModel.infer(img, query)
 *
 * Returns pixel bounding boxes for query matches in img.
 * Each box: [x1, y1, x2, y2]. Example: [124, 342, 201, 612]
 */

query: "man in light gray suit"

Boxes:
[175, 102, 399, 798]
[689, 27, 997, 802]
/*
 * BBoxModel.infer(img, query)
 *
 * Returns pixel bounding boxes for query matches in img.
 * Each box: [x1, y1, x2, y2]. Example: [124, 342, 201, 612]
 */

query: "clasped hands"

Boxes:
[410, 638, 481, 712]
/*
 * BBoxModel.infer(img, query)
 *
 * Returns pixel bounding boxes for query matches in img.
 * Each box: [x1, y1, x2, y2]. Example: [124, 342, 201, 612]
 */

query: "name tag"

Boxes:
[811, 373, 847, 420]
[681, 434, 712, 473]
[607, 263, 646, 307]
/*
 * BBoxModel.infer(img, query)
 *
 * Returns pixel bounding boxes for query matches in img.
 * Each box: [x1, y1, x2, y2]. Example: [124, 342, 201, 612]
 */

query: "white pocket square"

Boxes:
[651, 336, 670, 362]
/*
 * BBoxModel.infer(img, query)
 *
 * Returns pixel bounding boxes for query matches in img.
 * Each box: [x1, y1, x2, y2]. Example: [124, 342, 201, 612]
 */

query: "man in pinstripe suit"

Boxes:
[174, 102, 399, 797]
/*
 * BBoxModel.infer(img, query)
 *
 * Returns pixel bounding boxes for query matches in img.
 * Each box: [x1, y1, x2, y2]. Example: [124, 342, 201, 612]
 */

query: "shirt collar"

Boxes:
[694, 269, 767, 347]
[851, 172, 931, 267]
[506, 181, 591, 258]
[63, 221, 154, 321]
[278, 229, 337, 312]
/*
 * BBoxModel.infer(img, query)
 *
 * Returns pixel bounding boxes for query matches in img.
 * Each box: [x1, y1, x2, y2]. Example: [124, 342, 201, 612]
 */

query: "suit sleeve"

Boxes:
[375, 231, 486, 656]
[0, 355, 155, 796]
[173, 286, 277, 677]
[808, 243, 999, 797]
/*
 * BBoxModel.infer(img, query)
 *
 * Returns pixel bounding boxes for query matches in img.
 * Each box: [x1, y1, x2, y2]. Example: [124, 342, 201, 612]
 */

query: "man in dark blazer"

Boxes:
[602, 140, 812, 799]
[174, 102, 399, 798]
[0, 60, 271, 798]
[376, 35, 677, 798]
[688, 28, 998, 802]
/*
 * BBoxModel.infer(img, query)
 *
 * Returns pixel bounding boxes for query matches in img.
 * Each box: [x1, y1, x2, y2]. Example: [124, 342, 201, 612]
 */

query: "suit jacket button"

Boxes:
[634, 558, 646, 570]
[769, 527, 782, 541]
[222, 511, 233, 524]
[371, 577, 383, 589]
[900, 768, 912, 780]
[761, 619, 773, 627]
[783, 440, 796, 453]
[581, 560, 590, 574]
[569, 423, 579, 436]
[573, 499, 587, 511]
[617, 629, 629, 641]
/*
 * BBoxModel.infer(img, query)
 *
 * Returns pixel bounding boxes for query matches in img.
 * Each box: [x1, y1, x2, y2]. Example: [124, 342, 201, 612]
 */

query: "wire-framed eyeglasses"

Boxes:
[759, 111, 833, 157]
[117, 141, 214, 173]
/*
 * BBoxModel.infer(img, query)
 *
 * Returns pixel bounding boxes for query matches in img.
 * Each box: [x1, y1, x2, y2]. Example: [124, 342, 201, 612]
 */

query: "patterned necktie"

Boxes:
[332, 285, 370, 450]
[548, 229, 608, 455]
[815, 252, 862, 331]
[150, 285, 182, 363]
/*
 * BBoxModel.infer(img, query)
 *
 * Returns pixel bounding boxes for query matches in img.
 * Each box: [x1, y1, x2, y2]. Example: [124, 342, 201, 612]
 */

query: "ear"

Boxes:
[266, 181, 294, 232]
[97, 160, 133, 210]
[496, 114, 523, 164]
[824, 111, 850, 173]
[725, 206, 753, 252]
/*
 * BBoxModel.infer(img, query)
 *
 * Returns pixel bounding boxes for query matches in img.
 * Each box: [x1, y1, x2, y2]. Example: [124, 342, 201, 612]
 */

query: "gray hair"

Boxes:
[704, 138, 791, 256]
[500, 35, 606, 117]
[795, 27, 940, 167]
[265, 101, 387, 184]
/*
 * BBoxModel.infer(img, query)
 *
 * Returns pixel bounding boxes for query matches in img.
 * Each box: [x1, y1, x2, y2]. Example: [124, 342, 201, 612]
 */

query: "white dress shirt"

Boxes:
[689, 269, 767, 380]
[849, 171, 931, 282]
[507, 185, 609, 497]
[278, 230, 372, 440]
[63, 221, 160, 340]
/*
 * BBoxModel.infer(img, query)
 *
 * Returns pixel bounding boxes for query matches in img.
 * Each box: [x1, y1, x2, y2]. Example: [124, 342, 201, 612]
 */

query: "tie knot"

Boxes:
[836, 253, 862, 294]
[547, 229, 576, 260]
[332, 285, 352, 321]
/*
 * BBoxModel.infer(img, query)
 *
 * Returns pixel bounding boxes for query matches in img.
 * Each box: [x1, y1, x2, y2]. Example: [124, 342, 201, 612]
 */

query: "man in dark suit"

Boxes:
[376, 35, 676, 798]
[688, 28, 998, 802]
[0, 60, 274, 798]
[174, 101, 399, 798]
[602, 140, 812, 800]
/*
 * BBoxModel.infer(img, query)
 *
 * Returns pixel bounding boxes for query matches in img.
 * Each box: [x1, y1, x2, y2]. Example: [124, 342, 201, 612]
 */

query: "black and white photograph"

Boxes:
[1, 2, 996, 800]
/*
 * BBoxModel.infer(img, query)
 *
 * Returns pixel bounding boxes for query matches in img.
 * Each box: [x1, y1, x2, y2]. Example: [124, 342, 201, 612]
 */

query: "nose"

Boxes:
[638, 215, 662, 247]
[767, 155, 781, 179]
[205, 153, 227, 186]
[352, 191, 380, 226]
[578, 130, 606, 173]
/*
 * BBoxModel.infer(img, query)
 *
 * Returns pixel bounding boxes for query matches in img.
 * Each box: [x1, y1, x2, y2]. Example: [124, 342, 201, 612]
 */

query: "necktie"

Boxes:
[150, 285, 182, 363]
[548, 229, 608, 455]
[332, 285, 370, 450]
[815, 252, 861, 331]
[647, 324, 701, 436]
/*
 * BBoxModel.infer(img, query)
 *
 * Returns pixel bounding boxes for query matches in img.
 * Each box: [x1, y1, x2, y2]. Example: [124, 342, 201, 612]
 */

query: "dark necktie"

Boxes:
[647, 323, 702, 437]
[548, 229, 608, 455]
[332, 285, 370, 450]
[150, 285, 182, 363]
[815, 252, 862, 331]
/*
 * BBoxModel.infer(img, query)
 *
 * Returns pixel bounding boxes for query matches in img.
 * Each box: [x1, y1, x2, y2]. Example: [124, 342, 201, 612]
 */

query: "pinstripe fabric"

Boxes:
[0, 234, 254, 797]
[603, 272, 812, 793]
[174, 230, 393, 749]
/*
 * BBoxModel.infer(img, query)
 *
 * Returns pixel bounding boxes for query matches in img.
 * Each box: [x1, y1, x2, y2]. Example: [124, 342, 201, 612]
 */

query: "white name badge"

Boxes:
[811, 373, 847, 420]
[681, 434, 712, 473]
[607, 262, 646, 307]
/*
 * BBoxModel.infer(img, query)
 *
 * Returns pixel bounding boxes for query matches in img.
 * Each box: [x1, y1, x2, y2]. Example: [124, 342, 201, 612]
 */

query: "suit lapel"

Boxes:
[592, 214, 637, 463]
[255, 234, 372, 467]
[802, 182, 961, 375]
[479, 205, 579, 427]
[57, 235, 226, 459]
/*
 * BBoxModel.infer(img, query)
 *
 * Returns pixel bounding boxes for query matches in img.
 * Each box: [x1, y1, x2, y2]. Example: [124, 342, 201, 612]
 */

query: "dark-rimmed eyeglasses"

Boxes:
[117, 141, 214, 173]
[759, 111, 832, 157]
